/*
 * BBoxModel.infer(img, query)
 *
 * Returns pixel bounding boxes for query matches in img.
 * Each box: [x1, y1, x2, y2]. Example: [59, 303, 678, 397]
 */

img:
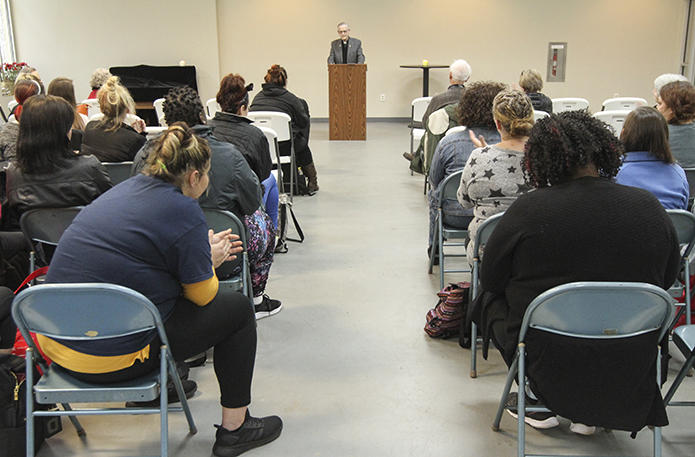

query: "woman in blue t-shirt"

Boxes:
[616, 106, 689, 210]
[44, 123, 282, 456]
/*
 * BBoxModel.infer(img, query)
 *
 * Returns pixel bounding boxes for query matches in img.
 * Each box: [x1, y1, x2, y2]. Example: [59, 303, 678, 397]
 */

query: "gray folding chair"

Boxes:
[103, 161, 135, 185]
[666, 209, 695, 327]
[428, 170, 470, 289]
[491, 282, 674, 457]
[20, 207, 82, 273]
[682, 167, 695, 210]
[12, 283, 197, 457]
[201, 208, 252, 299]
[469, 212, 504, 378]
[663, 324, 695, 407]
[246, 111, 297, 196]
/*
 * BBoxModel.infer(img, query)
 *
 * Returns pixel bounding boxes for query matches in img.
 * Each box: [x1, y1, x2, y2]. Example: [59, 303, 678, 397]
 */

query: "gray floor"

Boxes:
[41, 122, 695, 457]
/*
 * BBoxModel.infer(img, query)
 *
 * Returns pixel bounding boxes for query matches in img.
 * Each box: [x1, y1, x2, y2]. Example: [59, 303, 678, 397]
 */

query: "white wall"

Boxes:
[8, 0, 688, 119]
[10, 0, 219, 103]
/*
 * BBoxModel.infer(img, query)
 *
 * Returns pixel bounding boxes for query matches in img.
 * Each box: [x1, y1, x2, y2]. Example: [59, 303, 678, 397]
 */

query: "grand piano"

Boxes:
[109, 64, 197, 125]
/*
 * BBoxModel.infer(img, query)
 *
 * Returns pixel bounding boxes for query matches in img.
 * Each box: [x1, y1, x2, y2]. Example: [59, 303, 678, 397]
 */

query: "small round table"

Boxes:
[400, 64, 449, 97]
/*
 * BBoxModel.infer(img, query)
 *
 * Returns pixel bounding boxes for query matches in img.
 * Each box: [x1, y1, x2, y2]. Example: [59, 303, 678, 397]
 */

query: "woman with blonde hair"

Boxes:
[517, 69, 552, 113]
[44, 122, 283, 457]
[457, 90, 534, 262]
[81, 76, 147, 162]
[47, 77, 88, 130]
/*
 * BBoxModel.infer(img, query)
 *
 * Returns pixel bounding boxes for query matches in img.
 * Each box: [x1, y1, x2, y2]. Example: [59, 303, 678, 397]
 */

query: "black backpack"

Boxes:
[0, 354, 61, 456]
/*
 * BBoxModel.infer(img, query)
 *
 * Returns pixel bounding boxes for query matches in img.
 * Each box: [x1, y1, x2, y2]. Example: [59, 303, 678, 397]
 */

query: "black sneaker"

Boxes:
[505, 392, 559, 429]
[403, 152, 415, 161]
[255, 295, 282, 320]
[125, 379, 197, 408]
[212, 411, 283, 457]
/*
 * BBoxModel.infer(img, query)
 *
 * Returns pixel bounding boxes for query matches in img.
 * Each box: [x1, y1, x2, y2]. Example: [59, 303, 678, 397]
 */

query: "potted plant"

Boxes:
[1, 62, 27, 95]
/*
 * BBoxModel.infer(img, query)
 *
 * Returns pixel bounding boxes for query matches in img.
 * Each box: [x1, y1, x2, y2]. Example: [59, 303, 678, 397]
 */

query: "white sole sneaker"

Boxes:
[255, 303, 283, 320]
[569, 422, 596, 435]
[506, 408, 560, 429]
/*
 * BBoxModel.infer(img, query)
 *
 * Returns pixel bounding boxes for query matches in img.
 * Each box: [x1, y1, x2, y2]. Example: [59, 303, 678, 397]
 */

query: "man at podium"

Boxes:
[328, 22, 365, 65]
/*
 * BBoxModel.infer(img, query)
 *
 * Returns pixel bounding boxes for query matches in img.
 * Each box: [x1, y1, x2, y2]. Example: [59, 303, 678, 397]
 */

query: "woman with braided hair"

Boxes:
[477, 110, 680, 434]
[457, 89, 534, 263]
[45, 123, 283, 456]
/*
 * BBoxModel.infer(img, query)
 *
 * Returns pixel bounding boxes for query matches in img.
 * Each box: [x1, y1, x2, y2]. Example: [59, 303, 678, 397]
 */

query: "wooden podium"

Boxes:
[328, 64, 367, 140]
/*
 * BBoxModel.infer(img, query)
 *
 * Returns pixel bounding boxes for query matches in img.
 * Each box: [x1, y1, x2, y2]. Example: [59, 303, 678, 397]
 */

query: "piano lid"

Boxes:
[109, 64, 197, 102]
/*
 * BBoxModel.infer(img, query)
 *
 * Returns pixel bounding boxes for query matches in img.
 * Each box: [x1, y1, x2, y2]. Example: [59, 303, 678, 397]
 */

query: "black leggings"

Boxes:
[69, 289, 257, 409]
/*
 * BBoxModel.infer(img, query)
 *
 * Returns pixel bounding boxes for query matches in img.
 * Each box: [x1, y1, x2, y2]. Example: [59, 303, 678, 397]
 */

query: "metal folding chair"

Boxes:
[20, 207, 82, 273]
[663, 324, 695, 407]
[103, 161, 134, 185]
[666, 209, 695, 327]
[12, 283, 197, 457]
[469, 212, 504, 378]
[201, 208, 252, 299]
[428, 170, 470, 289]
[492, 282, 674, 457]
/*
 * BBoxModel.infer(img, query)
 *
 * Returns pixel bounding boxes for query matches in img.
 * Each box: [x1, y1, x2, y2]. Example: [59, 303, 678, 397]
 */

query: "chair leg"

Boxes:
[470, 322, 477, 378]
[517, 347, 526, 457]
[428, 215, 439, 275]
[26, 348, 35, 457]
[168, 356, 197, 434]
[438, 212, 445, 290]
[161, 347, 169, 457]
[492, 356, 518, 431]
[686, 258, 691, 326]
[663, 355, 695, 405]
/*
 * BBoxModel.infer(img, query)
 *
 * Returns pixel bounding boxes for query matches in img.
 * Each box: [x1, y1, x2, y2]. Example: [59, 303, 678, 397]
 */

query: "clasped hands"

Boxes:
[209, 229, 243, 269]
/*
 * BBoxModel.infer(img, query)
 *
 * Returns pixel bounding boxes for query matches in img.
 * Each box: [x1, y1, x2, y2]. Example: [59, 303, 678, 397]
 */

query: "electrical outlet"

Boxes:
[380, 94, 386, 102]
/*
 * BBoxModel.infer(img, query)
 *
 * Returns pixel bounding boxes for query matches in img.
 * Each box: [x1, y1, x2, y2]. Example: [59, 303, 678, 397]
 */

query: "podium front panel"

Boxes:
[328, 64, 366, 140]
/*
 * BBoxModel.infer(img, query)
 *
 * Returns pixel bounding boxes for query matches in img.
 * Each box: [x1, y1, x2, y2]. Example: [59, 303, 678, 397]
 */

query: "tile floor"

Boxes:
[39, 122, 695, 457]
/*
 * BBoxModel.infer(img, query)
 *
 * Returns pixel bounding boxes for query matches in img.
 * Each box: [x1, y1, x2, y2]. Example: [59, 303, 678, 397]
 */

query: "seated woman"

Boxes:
[87, 68, 111, 99]
[427, 81, 504, 257]
[457, 90, 534, 263]
[250, 65, 319, 193]
[656, 80, 695, 168]
[133, 86, 281, 319]
[48, 77, 88, 130]
[616, 106, 689, 209]
[81, 76, 147, 162]
[517, 69, 552, 113]
[6, 95, 112, 229]
[208, 73, 278, 227]
[479, 110, 680, 434]
[0, 78, 41, 162]
[43, 123, 282, 457]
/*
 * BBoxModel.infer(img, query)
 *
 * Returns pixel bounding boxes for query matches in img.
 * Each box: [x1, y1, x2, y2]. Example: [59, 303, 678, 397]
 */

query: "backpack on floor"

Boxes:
[424, 282, 470, 340]
[0, 354, 62, 457]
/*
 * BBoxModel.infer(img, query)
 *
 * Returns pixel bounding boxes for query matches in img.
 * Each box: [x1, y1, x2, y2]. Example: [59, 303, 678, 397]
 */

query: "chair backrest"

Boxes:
[445, 125, 467, 137]
[552, 97, 590, 113]
[20, 207, 81, 249]
[80, 98, 101, 119]
[533, 110, 549, 121]
[8, 99, 17, 111]
[520, 282, 674, 343]
[472, 212, 505, 259]
[411, 97, 432, 124]
[666, 209, 695, 263]
[206, 98, 221, 119]
[438, 170, 463, 207]
[594, 110, 630, 136]
[247, 111, 292, 142]
[145, 125, 167, 139]
[103, 161, 134, 185]
[153, 98, 165, 125]
[201, 208, 247, 280]
[682, 168, 695, 204]
[602, 97, 648, 111]
[13, 283, 164, 346]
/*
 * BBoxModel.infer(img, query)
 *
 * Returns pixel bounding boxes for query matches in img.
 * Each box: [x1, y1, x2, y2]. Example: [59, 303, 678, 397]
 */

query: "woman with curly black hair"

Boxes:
[477, 110, 680, 434]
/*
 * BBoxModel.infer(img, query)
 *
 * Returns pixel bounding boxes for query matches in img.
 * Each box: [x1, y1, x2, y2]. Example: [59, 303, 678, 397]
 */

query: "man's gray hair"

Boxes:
[337, 22, 350, 29]
[654, 73, 688, 93]
[450, 60, 472, 83]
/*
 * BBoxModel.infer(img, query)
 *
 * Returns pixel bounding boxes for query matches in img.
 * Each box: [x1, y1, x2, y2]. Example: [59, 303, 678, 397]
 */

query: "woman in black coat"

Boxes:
[250, 65, 319, 193]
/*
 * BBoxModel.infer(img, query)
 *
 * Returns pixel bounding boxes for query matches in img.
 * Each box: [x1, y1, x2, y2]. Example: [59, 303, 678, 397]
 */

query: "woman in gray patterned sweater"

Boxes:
[457, 90, 534, 263]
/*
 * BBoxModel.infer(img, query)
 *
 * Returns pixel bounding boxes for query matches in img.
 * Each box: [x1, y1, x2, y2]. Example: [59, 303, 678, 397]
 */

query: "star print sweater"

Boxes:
[457, 144, 529, 261]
